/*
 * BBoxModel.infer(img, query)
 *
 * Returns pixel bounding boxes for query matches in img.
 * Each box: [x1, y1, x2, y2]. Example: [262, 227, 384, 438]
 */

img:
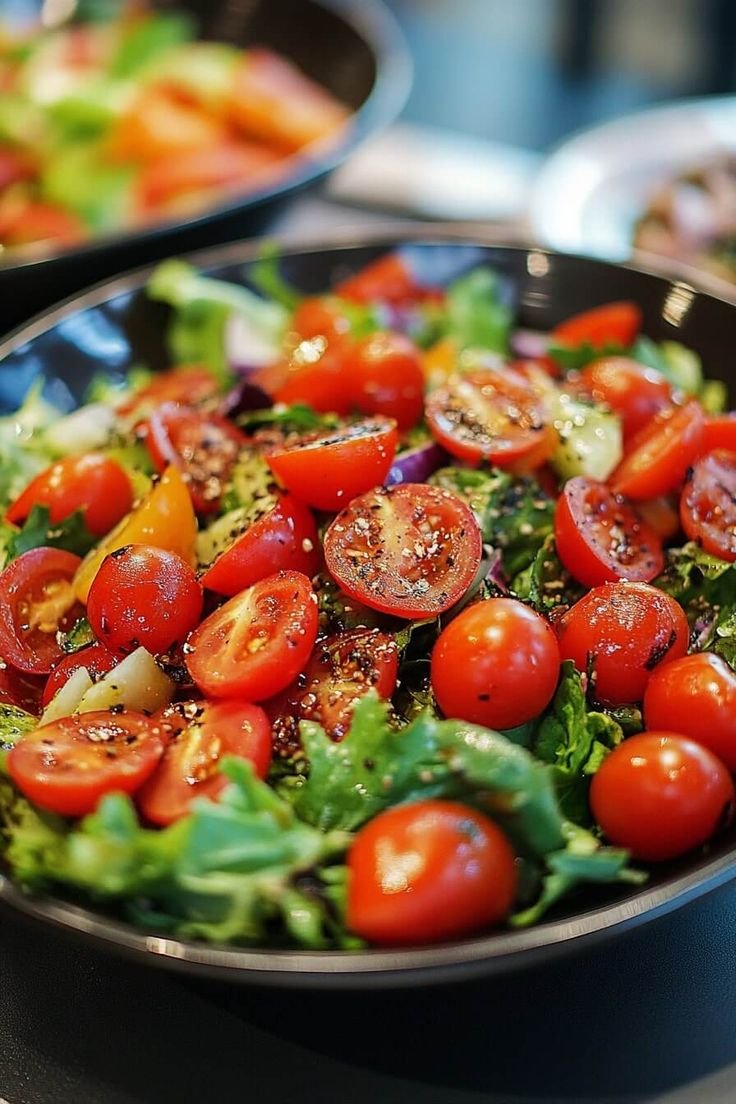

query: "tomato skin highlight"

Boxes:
[643, 653, 736, 770]
[557, 581, 689, 705]
[347, 799, 517, 945]
[611, 400, 705, 500]
[6, 454, 133, 538]
[0, 548, 82, 676]
[680, 451, 736, 561]
[268, 337, 355, 415]
[8, 710, 166, 817]
[138, 700, 272, 826]
[41, 641, 118, 708]
[266, 417, 399, 512]
[431, 598, 560, 730]
[347, 333, 425, 430]
[87, 545, 203, 657]
[577, 357, 672, 440]
[554, 477, 663, 588]
[185, 570, 318, 701]
[323, 483, 482, 620]
[551, 301, 642, 349]
[200, 493, 319, 597]
[590, 732, 734, 862]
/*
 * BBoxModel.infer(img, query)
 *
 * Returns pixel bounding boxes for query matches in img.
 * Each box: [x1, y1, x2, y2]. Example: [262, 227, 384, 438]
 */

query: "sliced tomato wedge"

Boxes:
[425, 368, 556, 469]
[611, 400, 705, 500]
[551, 301, 642, 349]
[0, 548, 83, 676]
[41, 641, 119, 708]
[117, 366, 219, 420]
[334, 253, 421, 306]
[267, 628, 399, 757]
[6, 453, 133, 537]
[576, 357, 673, 440]
[323, 483, 482, 619]
[200, 492, 320, 596]
[554, 477, 663, 588]
[266, 417, 399, 512]
[145, 402, 247, 514]
[680, 451, 736, 561]
[185, 570, 318, 700]
[137, 700, 272, 826]
[8, 710, 166, 816]
[701, 413, 736, 456]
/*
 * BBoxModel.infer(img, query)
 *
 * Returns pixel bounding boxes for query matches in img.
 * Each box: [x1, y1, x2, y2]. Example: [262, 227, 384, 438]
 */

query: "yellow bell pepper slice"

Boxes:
[74, 465, 197, 603]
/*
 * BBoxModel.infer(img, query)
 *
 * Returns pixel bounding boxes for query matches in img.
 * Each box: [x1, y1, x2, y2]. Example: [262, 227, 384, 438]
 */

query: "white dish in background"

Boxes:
[529, 96, 736, 261]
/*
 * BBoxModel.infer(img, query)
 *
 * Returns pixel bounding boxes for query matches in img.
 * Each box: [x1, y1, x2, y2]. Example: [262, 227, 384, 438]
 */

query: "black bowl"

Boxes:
[0, 0, 410, 335]
[1, 227, 736, 989]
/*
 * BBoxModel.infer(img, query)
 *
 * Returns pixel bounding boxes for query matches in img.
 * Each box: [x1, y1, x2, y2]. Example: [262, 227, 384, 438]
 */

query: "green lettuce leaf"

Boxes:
[511, 534, 584, 613]
[4, 504, 97, 562]
[443, 268, 511, 354]
[109, 13, 196, 79]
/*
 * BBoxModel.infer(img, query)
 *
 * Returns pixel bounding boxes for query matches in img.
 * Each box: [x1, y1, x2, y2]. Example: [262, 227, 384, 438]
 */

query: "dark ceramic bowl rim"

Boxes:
[0, 0, 412, 275]
[2, 224, 736, 989]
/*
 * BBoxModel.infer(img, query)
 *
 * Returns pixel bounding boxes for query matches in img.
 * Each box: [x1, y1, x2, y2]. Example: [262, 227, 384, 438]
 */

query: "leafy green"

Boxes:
[511, 534, 584, 613]
[654, 543, 736, 669]
[546, 341, 627, 374]
[109, 13, 196, 78]
[534, 663, 623, 823]
[249, 246, 302, 311]
[430, 466, 554, 576]
[4, 505, 97, 562]
[235, 404, 339, 436]
[0, 384, 59, 510]
[41, 144, 135, 232]
[313, 574, 384, 635]
[0, 704, 37, 753]
[443, 268, 511, 354]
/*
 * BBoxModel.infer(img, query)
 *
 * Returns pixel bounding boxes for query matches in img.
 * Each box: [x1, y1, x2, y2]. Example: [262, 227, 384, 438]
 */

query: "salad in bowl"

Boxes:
[0, 243, 735, 960]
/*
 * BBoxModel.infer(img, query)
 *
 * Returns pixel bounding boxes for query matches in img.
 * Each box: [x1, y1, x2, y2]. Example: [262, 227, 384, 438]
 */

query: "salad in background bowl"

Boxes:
[0, 232, 735, 986]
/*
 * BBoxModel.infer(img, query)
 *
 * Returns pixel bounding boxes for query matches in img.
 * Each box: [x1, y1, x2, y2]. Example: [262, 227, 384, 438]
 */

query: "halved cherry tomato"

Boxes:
[7, 710, 166, 817]
[137, 140, 282, 211]
[557, 581, 689, 705]
[431, 598, 560, 730]
[0, 664, 43, 716]
[108, 87, 228, 163]
[137, 700, 272, 826]
[0, 548, 82, 676]
[323, 483, 482, 619]
[185, 569, 318, 700]
[41, 641, 119, 709]
[346, 333, 425, 430]
[335, 253, 421, 306]
[145, 402, 246, 515]
[7, 454, 133, 538]
[425, 368, 556, 469]
[643, 653, 736, 770]
[201, 492, 319, 596]
[263, 336, 354, 415]
[551, 301, 642, 350]
[74, 465, 197, 604]
[347, 799, 517, 945]
[554, 477, 663, 588]
[0, 201, 85, 248]
[680, 451, 736, 561]
[611, 400, 705, 500]
[701, 412, 736, 455]
[590, 732, 734, 862]
[292, 297, 353, 341]
[87, 545, 203, 657]
[117, 366, 219, 419]
[266, 417, 399, 512]
[576, 357, 673, 439]
[267, 628, 399, 757]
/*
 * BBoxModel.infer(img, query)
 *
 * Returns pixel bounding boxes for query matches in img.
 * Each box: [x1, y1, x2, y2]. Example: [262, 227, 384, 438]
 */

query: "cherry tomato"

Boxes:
[611, 400, 705, 500]
[551, 301, 642, 349]
[268, 628, 399, 757]
[590, 732, 734, 862]
[576, 357, 672, 439]
[643, 653, 736, 769]
[0, 664, 43, 716]
[269, 336, 355, 415]
[185, 570, 318, 701]
[266, 417, 399, 512]
[292, 297, 353, 341]
[87, 545, 203, 657]
[347, 799, 517, 945]
[554, 477, 663, 588]
[109, 87, 228, 163]
[0, 148, 35, 190]
[137, 700, 272, 826]
[6, 454, 133, 538]
[117, 366, 219, 420]
[200, 492, 319, 597]
[324, 483, 482, 619]
[347, 333, 425, 430]
[41, 641, 119, 709]
[137, 140, 281, 210]
[701, 412, 736, 455]
[680, 451, 736, 561]
[557, 581, 689, 705]
[145, 403, 247, 515]
[431, 598, 560, 730]
[335, 253, 421, 306]
[7, 710, 166, 817]
[0, 548, 82, 676]
[425, 368, 556, 469]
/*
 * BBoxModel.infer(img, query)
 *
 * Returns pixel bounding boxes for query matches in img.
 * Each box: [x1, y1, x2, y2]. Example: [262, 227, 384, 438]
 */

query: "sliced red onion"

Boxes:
[387, 441, 448, 486]
[225, 312, 282, 375]
[510, 328, 550, 360]
[218, 378, 272, 419]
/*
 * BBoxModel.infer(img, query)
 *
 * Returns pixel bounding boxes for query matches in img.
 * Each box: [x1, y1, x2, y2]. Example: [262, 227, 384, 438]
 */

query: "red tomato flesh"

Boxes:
[680, 451, 736, 561]
[347, 333, 425, 431]
[551, 301, 642, 349]
[611, 400, 705, 500]
[577, 357, 672, 440]
[0, 548, 83, 676]
[7, 453, 133, 537]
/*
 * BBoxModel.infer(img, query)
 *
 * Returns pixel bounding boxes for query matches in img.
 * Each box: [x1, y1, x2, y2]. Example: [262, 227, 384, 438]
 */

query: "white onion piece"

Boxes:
[225, 312, 282, 373]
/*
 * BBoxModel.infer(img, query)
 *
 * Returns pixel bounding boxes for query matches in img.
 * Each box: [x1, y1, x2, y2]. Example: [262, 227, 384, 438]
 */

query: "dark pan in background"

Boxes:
[0, 0, 410, 334]
[1, 227, 735, 988]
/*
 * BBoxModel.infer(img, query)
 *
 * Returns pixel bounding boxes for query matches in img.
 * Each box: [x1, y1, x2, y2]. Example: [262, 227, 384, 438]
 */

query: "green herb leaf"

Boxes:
[443, 268, 511, 354]
[6, 505, 97, 560]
